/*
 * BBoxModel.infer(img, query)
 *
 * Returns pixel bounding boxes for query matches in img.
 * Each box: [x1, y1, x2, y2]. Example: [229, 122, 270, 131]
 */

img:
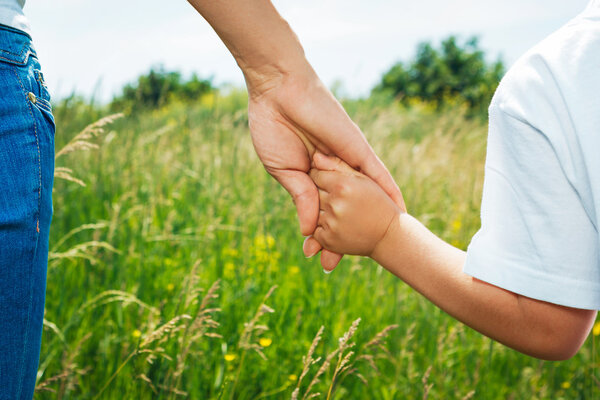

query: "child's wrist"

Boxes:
[371, 211, 402, 262]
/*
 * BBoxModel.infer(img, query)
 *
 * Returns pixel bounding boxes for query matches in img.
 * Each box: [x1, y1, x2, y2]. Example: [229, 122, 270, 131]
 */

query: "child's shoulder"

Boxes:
[490, 8, 600, 125]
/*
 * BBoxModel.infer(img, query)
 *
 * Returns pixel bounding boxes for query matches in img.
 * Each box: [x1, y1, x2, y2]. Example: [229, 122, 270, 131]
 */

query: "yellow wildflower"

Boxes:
[200, 92, 215, 108]
[266, 235, 275, 248]
[259, 338, 272, 347]
[561, 381, 571, 389]
[254, 235, 266, 249]
[288, 374, 297, 382]
[132, 329, 142, 338]
[224, 354, 236, 362]
[289, 266, 300, 275]
[451, 219, 462, 231]
[593, 321, 600, 336]
[451, 239, 463, 249]
[223, 248, 239, 257]
[166, 283, 175, 291]
[224, 262, 235, 279]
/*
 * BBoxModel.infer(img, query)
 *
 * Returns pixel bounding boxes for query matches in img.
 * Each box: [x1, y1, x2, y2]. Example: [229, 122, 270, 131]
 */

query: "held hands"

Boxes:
[309, 152, 402, 259]
[190, 0, 403, 269]
[246, 68, 405, 269]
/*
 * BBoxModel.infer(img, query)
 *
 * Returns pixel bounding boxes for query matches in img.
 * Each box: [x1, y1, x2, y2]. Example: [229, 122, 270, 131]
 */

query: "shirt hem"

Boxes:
[463, 249, 600, 310]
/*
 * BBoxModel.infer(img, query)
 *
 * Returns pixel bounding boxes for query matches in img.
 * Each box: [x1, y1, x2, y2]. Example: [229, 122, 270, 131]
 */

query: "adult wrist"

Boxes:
[240, 50, 315, 98]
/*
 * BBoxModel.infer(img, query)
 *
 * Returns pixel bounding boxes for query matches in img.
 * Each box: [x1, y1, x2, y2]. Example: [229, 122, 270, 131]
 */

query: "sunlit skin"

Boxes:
[309, 152, 597, 360]
[186, 0, 406, 270]
[184, 0, 595, 360]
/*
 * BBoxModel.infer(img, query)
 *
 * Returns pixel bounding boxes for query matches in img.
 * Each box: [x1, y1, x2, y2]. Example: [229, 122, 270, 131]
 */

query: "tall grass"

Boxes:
[35, 92, 599, 399]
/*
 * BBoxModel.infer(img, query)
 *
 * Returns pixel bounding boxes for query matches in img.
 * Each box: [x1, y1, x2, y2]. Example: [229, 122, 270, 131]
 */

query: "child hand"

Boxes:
[309, 152, 402, 257]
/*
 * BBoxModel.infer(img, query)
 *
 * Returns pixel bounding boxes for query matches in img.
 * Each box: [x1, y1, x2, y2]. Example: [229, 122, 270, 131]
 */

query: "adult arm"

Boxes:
[310, 154, 596, 360]
[186, 0, 405, 269]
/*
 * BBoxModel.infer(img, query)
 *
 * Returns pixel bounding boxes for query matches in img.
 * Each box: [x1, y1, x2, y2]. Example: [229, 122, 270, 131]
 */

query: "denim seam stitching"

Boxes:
[0, 46, 31, 65]
[10, 63, 42, 400]
[34, 99, 52, 113]
[0, 54, 28, 65]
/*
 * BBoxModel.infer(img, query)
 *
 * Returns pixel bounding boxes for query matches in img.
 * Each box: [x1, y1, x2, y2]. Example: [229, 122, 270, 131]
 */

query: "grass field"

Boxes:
[36, 91, 600, 399]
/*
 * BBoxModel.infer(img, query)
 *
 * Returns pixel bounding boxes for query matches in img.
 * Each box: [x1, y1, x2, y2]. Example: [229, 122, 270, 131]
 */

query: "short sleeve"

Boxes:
[463, 54, 600, 310]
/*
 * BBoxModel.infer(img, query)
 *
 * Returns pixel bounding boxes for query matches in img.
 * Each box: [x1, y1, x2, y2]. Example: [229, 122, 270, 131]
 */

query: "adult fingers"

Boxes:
[360, 152, 407, 212]
[269, 168, 319, 236]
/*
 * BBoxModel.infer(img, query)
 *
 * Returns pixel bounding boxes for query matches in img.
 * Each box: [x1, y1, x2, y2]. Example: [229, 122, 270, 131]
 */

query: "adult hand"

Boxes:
[247, 66, 406, 270]
[187, 0, 404, 270]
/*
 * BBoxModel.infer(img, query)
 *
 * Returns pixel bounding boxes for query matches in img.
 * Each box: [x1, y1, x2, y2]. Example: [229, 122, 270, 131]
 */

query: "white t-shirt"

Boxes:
[464, 0, 600, 310]
[0, 0, 29, 35]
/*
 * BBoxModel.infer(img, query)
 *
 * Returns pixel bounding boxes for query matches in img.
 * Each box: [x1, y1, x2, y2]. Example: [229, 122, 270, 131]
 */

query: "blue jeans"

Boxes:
[0, 24, 55, 400]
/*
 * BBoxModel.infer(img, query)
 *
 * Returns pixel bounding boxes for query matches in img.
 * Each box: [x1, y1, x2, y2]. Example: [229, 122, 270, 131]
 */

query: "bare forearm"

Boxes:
[372, 213, 596, 360]
[187, 0, 312, 92]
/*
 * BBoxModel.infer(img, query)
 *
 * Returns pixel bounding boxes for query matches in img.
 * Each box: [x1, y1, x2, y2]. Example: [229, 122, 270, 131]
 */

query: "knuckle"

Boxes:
[334, 181, 351, 196]
[291, 187, 315, 204]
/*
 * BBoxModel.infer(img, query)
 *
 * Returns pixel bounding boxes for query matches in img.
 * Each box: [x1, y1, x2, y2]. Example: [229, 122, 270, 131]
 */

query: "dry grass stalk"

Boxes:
[292, 325, 325, 400]
[301, 344, 340, 399]
[157, 384, 188, 397]
[34, 332, 92, 397]
[54, 166, 86, 187]
[350, 324, 399, 378]
[136, 374, 158, 395]
[325, 318, 361, 400]
[238, 285, 277, 360]
[141, 315, 192, 348]
[292, 321, 398, 400]
[295, 318, 362, 400]
[54, 113, 123, 190]
[167, 279, 222, 396]
[48, 241, 120, 266]
[422, 365, 433, 400]
[55, 113, 123, 159]
[363, 324, 400, 356]
[78, 290, 159, 316]
[229, 285, 277, 400]
[34, 371, 70, 393]
[51, 222, 110, 252]
[92, 314, 192, 400]
[182, 260, 203, 309]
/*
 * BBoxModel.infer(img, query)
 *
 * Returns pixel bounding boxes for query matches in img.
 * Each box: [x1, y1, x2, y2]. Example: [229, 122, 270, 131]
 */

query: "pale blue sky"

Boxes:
[27, 0, 589, 101]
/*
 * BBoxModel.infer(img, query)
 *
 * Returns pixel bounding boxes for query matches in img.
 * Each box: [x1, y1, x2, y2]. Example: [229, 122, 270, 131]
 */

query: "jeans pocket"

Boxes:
[26, 64, 55, 131]
[0, 26, 34, 67]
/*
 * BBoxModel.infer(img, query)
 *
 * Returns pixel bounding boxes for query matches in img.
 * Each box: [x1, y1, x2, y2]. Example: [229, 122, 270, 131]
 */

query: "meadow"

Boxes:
[36, 90, 600, 399]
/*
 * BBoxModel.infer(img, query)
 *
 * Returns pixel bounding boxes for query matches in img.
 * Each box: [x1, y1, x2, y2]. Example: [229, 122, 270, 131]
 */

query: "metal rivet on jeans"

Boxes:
[28, 92, 37, 104]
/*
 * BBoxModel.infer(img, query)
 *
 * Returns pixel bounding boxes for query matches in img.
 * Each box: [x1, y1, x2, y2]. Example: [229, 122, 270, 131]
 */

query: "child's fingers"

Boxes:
[313, 151, 361, 176]
[321, 250, 342, 272]
[318, 189, 330, 210]
[313, 226, 327, 247]
[309, 168, 338, 191]
[302, 235, 322, 258]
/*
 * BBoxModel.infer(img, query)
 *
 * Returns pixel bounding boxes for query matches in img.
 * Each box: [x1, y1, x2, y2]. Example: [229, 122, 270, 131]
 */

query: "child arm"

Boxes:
[310, 152, 596, 361]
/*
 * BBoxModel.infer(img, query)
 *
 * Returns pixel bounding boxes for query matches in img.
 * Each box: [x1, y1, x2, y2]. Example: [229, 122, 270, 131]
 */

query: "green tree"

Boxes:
[374, 36, 504, 116]
[111, 66, 213, 113]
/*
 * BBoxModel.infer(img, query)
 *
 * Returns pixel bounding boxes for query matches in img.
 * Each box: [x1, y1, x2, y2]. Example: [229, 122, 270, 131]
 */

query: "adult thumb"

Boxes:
[269, 168, 319, 236]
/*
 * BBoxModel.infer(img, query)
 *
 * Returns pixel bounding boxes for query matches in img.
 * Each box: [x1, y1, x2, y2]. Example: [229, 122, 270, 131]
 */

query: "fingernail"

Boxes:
[323, 268, 332, 274]
[303, 236, 319, 258]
